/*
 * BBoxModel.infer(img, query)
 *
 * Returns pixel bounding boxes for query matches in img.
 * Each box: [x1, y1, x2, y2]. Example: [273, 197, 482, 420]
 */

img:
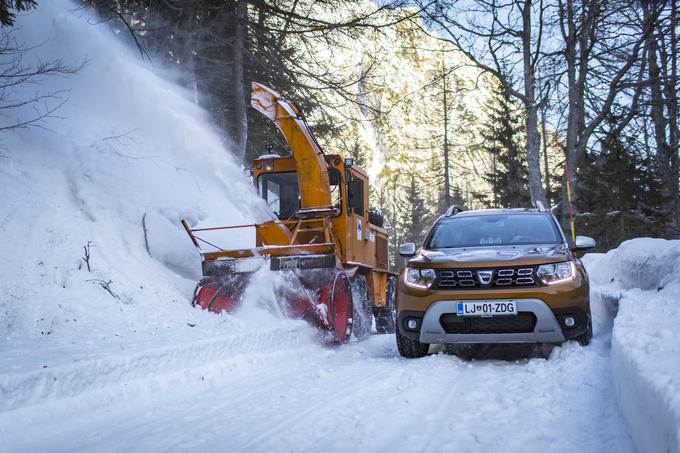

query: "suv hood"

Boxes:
[409, 244, 570, 267]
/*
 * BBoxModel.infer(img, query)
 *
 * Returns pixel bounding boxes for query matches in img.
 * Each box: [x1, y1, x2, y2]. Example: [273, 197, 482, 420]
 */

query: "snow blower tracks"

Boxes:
[0, 326, 311, 413]
[0, 312, 635, 453]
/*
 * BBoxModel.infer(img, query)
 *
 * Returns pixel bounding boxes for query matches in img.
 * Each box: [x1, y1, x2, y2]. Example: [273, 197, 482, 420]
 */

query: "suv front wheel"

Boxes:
[396, 329, 429, 358]
[575, 317, 593, 346]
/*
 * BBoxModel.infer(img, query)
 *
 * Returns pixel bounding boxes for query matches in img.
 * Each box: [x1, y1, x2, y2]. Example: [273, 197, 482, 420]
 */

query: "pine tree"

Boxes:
[85, 0, 392, 163]
[0, 0, 35, 26]
[479, 82, 530, 208]
[398, 173, 432, 246]
[576, 122, 668, 250]
[349, 139, 368, 169]
[379, 175, 401, 269]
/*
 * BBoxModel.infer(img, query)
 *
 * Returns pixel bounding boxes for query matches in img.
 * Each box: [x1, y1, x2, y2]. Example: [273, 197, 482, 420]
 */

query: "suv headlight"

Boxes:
[536, 261, 575, 285]
[405, 267, 436, 289]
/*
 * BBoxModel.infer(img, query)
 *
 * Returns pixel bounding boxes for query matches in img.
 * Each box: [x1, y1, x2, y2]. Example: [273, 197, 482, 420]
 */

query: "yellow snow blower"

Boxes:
[182, 82, 395, 343]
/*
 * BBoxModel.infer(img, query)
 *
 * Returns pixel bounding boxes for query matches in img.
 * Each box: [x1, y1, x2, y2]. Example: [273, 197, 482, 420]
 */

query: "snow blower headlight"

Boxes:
[405, 267, 436, 289]
[537, 261, 575, 285]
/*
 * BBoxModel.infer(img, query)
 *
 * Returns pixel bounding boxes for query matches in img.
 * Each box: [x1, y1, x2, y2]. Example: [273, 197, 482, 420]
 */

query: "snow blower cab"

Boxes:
[182, 82, 395, 343]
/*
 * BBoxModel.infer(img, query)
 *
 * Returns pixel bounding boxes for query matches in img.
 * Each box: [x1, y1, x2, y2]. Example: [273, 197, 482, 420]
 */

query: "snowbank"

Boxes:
[586, 239, 680, 453]
[0, 1, 307, 353]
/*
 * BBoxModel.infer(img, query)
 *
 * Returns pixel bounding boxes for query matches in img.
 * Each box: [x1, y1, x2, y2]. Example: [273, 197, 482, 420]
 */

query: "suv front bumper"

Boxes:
[399, 299, 569, 344]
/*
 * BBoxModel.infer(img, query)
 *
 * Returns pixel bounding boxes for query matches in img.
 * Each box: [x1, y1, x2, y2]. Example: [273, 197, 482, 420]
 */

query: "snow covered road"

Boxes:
[0, 4, 665, 452]
[1, 301, 633, 453]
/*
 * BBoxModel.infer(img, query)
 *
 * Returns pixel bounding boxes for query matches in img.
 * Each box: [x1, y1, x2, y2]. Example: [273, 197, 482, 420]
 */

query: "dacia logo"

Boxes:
[477, 270, 493, 285]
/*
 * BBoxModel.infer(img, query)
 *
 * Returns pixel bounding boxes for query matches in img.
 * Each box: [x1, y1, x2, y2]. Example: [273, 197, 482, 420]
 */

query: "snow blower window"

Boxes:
[426, 214, 562, 249]
[347, 179, 364, 217]
[258, 172, 299, 220]
[329, 169, 342, 212]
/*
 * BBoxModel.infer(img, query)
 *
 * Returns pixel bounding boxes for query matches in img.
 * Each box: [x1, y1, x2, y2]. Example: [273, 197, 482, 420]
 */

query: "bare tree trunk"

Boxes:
[662, 1, 679, 194]
[181, 3, 199, 105]
[557, 0, 651, 223]
[541, 107, 551, 201]
[671, 0, 679, 159]
[560, 0, 581, 220]
[522, 0, 546, 205]
[232, 0, 249, 162]
[442, 62, 451, 207]
[525, 104, 545, 204]
[645, 2, 679, 232]
[645, 5, 673, 200]
[355, 56, 387, 184]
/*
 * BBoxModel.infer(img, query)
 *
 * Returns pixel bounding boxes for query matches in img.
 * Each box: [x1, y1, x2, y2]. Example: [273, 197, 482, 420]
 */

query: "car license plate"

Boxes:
[457, 301, 517, 317]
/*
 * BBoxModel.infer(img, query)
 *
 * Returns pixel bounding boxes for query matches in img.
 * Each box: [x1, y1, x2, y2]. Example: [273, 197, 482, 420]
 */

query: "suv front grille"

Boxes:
[440, 312, 537, 334]
[434, 267, 539, 289]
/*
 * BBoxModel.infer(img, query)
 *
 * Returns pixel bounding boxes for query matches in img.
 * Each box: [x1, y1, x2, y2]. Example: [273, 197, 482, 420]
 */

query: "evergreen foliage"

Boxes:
[576, 123, 669, 250]
[349, 139, 368, 169]
[478, 82, 530, 208]
[83, 0, 388, 162]
[398, 173, 432, 246]
[0, 0, 35, 27]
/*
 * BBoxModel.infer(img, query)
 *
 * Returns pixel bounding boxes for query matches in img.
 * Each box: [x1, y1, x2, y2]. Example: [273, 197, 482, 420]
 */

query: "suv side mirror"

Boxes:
[573, 235, 596, 253]
[399, 242, 417, 258]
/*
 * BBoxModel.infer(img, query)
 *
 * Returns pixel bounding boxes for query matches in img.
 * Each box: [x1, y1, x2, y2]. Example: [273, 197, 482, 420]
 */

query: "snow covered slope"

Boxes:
[587, 239, 680, 453]
[0, 1, 302, 346]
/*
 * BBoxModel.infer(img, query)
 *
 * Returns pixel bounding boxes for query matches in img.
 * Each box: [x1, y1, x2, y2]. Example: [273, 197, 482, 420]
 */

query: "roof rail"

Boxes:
[534, 200, 548, 212]
[445, 205, 466, 217]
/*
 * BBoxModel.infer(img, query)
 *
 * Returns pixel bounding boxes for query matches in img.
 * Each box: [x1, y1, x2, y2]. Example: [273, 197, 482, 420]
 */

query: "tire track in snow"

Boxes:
[61, 348, 329, 453]
[1, 323, 636, 453]
[0, 346, 324, 453]
[227, 340, 448, 453]
[0, 327, 312, 412]
[229, 363, 382, 452]
[0, 203, 20, 232]
[417, 368, 465, 450]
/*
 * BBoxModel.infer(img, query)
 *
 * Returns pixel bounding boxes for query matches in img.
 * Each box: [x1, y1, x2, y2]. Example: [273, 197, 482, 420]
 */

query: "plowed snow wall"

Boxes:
[612, 320, 679, 453]
[587, 239, 680, 453]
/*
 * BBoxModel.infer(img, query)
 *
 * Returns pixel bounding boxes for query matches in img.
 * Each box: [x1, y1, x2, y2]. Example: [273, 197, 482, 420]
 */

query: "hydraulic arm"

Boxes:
[250, 82, 334, 214]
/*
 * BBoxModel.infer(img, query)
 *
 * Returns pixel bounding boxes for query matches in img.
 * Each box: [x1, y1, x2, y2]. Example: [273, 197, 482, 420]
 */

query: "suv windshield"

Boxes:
[426, 214, 562, 249]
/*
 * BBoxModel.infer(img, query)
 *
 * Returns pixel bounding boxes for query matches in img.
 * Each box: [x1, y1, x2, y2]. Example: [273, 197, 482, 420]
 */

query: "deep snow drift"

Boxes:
[0, 1, 309, 352]
[587, 239, 680, 453]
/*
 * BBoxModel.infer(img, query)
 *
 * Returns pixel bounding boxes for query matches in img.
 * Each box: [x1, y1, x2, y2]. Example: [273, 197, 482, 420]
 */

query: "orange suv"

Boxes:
[395, 206, 596, 358]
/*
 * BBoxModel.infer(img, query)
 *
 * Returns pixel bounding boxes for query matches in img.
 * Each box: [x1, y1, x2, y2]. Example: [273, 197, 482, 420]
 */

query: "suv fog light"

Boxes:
[564, 316, 575, 327]
[407, 319, 418, 330]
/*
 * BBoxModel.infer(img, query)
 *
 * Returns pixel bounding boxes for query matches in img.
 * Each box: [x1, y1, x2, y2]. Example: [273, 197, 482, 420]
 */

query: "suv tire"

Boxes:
[396, 329, 429, 358]
[575, 317, 593, 346]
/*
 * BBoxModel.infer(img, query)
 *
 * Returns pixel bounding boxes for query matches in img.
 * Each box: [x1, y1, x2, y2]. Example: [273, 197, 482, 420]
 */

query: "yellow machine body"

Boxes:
[182, 82, 392, 310]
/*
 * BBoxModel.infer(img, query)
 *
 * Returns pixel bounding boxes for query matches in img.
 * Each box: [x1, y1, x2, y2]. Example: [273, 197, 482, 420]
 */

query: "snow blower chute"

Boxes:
[181, 82, 396, 343]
